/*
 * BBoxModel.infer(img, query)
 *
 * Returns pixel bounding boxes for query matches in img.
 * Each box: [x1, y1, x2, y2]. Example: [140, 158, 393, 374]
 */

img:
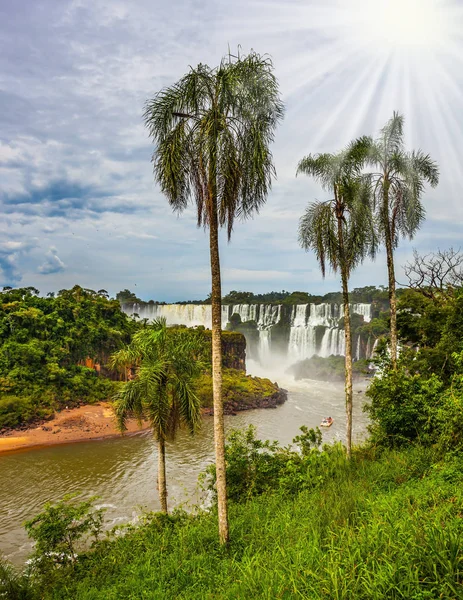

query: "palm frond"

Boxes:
[299, 200, 338, 277]
[173, 376, 202, 435]
[296, 154, 336, 191]
[113, 378, 146, 432]
[408, 150, 439, 188]
[370, 113, 438, 245]
[145, 50, 283, 239]
[379, 111, 404, 157]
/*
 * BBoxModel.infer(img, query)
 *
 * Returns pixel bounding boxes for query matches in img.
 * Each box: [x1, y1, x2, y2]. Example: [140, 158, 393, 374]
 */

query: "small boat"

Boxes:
[320, 417, 333, 427]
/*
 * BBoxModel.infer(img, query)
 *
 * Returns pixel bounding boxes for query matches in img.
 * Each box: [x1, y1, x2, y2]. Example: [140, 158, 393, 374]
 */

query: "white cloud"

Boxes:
[38, 247, 66, 275]
[0, 0, 461, 298]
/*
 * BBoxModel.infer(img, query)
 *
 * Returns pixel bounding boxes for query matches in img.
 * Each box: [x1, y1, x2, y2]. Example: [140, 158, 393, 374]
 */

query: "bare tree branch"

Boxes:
[404, 248, 463, 299]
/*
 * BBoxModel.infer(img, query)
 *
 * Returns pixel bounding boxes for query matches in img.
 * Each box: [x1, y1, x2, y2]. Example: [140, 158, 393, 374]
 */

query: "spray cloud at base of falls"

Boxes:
[124, 301, 374, 368]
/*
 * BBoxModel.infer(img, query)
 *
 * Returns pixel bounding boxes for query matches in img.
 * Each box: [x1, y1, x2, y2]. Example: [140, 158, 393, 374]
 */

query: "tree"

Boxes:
[404, 248, 463, 300]
[367, 112, 439, 369]
[143, 50, 283, 543]
[297, 139, 376, 458]
[111, 320, 202, 513]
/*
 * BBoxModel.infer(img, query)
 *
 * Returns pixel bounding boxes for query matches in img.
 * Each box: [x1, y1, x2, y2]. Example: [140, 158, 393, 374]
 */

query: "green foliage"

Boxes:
[0, 556, 36, 600]
[297, 138, 377, 279]
[27, 445, 463, 599]
[220, 285, 391, 306]
[358, 310, 390, 338]
[193, 369, 278, 408]
[397, 288, 463, 381]
[0, 395, 38, 428]
[204, 424, 346, 502]
[115, 289, 142, 305]
[112, 320, 203, 441]
[367, 112, 439, 249]
[144, 49, 284, 240]
[25, 495, 105, 574]
[366, 353, 463, 452]
[0, 286, 135, 428]
[365, 370, 444, 448]
[125, 285, 394, 308]
[364, 287, 463, 452]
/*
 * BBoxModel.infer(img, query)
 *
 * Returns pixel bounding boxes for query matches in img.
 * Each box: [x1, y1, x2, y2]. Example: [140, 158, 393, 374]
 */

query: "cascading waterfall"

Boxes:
[258, 330, 271, 363]
[356, 334, 361, 361]
[124, 301, 374, 365]
[352, 303, 372, 322]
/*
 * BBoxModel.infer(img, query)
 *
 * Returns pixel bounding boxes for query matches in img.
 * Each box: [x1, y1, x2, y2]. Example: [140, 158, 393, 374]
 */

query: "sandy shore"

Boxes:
[0, 403, 151, 455]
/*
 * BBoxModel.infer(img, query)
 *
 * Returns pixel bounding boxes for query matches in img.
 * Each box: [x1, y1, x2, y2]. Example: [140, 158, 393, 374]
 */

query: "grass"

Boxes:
[40, 446, 463, 599]
[194, 368, 279, 408]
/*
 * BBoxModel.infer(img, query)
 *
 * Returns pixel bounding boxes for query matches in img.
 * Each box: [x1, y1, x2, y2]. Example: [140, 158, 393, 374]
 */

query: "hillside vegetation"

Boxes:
[0, 286, 134, 429]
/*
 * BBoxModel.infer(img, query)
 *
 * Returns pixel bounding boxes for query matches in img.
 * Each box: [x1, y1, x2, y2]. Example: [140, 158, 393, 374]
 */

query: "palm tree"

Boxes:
[367, 112, 439, 369]
[297, 139, 376, 458]
[110, 320, 202, 513]
[143, 50, 283, 543]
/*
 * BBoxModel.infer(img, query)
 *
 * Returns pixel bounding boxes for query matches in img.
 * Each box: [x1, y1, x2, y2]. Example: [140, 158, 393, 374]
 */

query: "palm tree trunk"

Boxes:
[336, 194, 353, 459]
[383, 185, 398, 370]
[209, 208, 229, 545]
[341, 268, 353, 459]
[157, 438, 168, 513]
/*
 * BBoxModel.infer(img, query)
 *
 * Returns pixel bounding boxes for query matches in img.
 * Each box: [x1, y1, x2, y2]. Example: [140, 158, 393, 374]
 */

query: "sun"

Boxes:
[352, 0, 449, 52]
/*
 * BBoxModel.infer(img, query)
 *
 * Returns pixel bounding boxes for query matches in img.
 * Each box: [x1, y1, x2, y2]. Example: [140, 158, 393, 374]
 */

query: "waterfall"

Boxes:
[257, 304, 281, 328]
[231, 304, 258, 323]
[319, 327, 345, 357]
[259, 330, 271, 364]
[365, 335, 372, 359]
[122, 301, 374, 364]
[352, 303, 372, 322]
[288, 305, 316, 362]
[288, 327, 317, 362]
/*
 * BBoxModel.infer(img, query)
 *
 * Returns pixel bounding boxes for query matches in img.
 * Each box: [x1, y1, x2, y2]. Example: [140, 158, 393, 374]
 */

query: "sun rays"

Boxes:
[222, 0, 463, 216]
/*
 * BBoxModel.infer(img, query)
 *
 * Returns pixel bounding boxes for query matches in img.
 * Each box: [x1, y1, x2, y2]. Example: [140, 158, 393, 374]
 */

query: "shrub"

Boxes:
[25, 495, 105, 574]
[364, 364, 463, 453]
[0, 395, 37, 429]
[204, 424, 347, 502]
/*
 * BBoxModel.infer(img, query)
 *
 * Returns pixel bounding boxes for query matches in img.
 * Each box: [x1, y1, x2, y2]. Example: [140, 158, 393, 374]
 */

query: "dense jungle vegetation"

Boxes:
[0, 285, 135, 429]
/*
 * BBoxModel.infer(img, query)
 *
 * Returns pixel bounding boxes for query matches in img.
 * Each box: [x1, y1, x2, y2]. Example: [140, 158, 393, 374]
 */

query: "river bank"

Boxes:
[0, 385, 288, 455]
[0, 403, 152, 455]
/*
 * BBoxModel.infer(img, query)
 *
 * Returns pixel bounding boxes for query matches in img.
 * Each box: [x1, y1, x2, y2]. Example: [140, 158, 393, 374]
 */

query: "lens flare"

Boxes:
[221, 0, 463, 214]
[352, 0, 448, 51]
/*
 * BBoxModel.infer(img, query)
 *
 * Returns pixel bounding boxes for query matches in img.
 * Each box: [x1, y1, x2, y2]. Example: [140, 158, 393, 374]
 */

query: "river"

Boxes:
[0, 364, 370, 565]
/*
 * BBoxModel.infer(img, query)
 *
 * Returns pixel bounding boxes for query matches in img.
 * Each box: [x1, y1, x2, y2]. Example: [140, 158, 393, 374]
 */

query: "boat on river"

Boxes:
[320, 416, 333, 427]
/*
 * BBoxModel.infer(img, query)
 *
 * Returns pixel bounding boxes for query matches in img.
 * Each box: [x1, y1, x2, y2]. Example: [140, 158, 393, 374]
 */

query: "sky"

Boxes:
[1, 0, 462, 302]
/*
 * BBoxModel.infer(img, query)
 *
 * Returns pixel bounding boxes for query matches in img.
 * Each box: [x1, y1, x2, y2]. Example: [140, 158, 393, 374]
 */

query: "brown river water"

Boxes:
[0, 362, 370, 565]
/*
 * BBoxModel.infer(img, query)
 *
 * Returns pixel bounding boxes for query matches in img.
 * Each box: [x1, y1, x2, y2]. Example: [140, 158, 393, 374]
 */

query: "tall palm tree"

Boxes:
[368, 112, 439, 369]
[297, 139, 376, 458]
[143, 50, 283, 543]
[110, 320, 202, 513]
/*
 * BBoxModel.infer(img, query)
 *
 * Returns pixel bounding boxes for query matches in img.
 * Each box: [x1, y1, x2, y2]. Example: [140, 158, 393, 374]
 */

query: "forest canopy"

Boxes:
[0, 285, 136, 428]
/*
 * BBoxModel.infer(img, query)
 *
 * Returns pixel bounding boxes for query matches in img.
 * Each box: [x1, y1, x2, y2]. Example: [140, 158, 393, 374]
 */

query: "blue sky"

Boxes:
[1, 0, 462, 301]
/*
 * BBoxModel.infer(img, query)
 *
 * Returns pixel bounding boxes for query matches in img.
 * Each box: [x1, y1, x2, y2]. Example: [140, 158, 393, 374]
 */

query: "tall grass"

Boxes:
[41, 446, 463, 599]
